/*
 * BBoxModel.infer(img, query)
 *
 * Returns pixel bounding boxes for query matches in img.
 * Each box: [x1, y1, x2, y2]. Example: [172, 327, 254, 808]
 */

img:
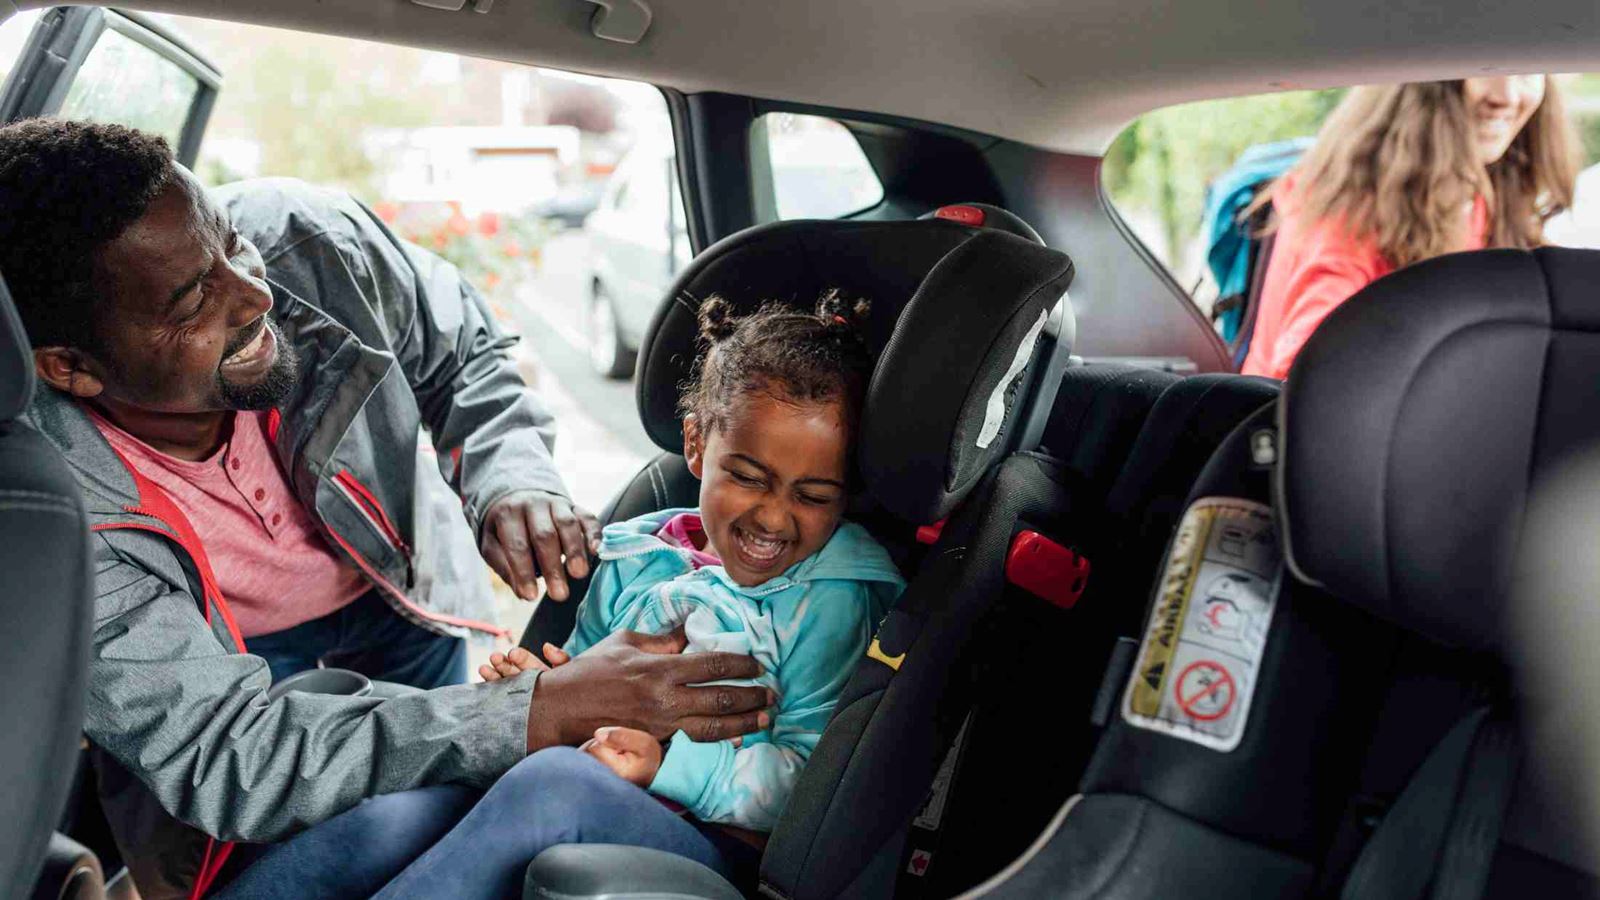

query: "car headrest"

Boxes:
[635, 215, 1074, 524]
[0, 271, 34, 423]
[1279, 247, 1600, 652]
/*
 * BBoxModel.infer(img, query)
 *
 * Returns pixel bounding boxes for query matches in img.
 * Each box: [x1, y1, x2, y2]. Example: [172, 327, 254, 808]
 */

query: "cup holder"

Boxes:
[265, 667, 373, 703]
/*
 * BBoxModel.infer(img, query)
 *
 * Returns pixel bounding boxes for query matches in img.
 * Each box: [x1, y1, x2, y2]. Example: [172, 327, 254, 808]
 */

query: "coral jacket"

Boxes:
[1241, 175, 1489, 380]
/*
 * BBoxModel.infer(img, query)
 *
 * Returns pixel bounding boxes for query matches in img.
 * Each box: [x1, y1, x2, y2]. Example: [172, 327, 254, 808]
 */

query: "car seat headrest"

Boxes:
[1279, 248, 1600, 652]
[635, 215, 1073, 524]
[0, 272, 35, 423]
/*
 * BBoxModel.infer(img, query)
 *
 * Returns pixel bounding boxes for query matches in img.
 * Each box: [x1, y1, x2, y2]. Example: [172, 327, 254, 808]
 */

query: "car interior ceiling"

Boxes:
[9, 3, 1600, 900]
[87, 0, 1600, 154]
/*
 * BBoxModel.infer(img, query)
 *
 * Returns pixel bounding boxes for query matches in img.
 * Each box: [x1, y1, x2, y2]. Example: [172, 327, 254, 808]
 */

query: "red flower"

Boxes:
[501, 240, 524, 258]
[432, 231, 449, 250]
[447, 213, 471, 236]
[372, 201, 400, 223]
[483, 272, 502, 290]
[477, 213, 501, 237]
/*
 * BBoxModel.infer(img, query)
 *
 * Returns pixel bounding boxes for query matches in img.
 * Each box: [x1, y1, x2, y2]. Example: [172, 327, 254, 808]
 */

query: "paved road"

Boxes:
[473, 230, 662, 667]
[496, 230, 658, 511]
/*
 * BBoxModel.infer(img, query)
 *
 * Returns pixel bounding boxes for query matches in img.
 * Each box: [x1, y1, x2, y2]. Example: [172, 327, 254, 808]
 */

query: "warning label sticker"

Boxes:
[1122, 497, 1281, 752]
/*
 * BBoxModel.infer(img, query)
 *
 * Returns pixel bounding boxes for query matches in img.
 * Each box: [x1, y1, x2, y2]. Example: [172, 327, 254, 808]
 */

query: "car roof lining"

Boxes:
[18, 0, 1600, 155]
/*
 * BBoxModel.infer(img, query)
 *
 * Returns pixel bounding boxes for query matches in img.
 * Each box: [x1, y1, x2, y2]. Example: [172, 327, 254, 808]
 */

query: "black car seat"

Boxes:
[518, 208, 1074, 894]
[527, 298, 1281, 898]
[520, 206, 1073, 656]
[915, 369, 1280, 897]
[0, 270, 98, 900]
[959, 247, 1600, 898]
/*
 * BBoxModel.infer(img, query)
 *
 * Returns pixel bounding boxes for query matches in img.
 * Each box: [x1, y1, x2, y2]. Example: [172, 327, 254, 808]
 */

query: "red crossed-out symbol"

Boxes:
[1175, 660, 1236, 722]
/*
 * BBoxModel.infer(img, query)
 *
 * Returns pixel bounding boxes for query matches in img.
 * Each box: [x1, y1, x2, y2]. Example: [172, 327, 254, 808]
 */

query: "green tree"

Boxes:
[222, 43, 431, 200]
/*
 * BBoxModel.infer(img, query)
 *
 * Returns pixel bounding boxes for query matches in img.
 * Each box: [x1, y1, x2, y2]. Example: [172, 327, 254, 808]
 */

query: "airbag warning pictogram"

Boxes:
[1122, 497, 1280, 752]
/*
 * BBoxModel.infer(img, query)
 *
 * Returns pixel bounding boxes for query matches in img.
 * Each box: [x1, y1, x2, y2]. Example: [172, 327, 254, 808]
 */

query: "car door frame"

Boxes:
[0, 6, 221, 166]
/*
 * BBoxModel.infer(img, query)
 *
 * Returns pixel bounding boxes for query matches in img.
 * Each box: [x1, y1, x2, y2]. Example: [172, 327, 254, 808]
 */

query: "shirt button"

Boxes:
[230, 458, 241, 471]
[271, 513, 282, 526]
[254, 488, 266, 502]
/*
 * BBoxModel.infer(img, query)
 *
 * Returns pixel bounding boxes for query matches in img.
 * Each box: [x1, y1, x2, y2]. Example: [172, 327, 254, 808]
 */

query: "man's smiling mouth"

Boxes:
[220, 319, 276, 373]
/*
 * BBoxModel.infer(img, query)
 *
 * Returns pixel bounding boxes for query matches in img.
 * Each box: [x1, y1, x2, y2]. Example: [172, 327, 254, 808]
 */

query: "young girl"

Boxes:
[372, 291, 905, 898]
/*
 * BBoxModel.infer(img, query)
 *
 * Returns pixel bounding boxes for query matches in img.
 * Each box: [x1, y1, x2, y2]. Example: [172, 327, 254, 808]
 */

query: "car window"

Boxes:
[0, 10, 41, 86]
[751, 112, 883, 221]
[58, 25, 201, 149]
[617, 155, 668, 221]
[1101, 76, 1600, 329]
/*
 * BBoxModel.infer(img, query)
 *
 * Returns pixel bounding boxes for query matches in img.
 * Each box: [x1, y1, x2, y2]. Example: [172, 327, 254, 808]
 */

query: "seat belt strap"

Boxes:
[1430, 714, 1519, 900]
[894, 711, 975, 897]
[1340, 706, 1519, 900]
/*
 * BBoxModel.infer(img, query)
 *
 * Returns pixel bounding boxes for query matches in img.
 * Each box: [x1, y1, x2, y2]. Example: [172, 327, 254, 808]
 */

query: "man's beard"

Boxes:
[217, 318, 299, 410]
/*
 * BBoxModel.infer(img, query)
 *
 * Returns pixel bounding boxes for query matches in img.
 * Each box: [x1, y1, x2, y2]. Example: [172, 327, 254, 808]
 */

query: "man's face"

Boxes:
[87, 171, 296, 412]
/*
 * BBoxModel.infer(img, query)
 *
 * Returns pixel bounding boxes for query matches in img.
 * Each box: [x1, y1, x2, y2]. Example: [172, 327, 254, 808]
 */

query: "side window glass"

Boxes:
[618, 157, 667, 221]
[0, 11, 43, 86]
[1100, 89, 1344, 316]
[58, 26, 200, 148]
[1103, 76, 1600, 373]
[751, 113, 883, 221]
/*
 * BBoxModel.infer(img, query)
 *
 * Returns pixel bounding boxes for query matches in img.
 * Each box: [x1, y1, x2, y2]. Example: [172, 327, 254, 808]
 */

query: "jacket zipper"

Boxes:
[322, 524, 510, 640]
[331, 469, 415, 588]
[324, 470, 505, 638]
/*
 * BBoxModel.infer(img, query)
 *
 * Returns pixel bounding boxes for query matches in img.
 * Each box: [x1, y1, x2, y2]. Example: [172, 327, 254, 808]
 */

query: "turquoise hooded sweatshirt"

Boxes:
[563, 508, 906, 831]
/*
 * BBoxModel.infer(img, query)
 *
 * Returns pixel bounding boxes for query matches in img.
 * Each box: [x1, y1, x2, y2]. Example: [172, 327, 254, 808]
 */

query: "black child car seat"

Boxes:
[520, 205, 1073, 657]
[519, 206, 1076, 898]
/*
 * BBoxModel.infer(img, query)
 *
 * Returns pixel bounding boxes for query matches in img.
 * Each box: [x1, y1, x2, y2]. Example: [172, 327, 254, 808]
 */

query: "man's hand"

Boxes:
[582, 726, 663, 787]
[481, 490, 601, 601]
[525, 626, 773, 753]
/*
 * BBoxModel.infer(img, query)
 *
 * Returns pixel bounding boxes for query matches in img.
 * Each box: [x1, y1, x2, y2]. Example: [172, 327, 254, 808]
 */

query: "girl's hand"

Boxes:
[477, 643, 571, 682]
[582, 726, 664, 787]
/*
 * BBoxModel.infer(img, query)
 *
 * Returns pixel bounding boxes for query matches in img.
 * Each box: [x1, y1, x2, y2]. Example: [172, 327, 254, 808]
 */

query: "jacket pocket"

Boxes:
[332, 469, 412, 559]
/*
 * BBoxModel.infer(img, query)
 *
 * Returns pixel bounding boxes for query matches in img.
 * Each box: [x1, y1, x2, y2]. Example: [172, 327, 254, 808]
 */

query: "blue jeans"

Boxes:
[214, 747, 731, 900]
[245, 589, 467, 689]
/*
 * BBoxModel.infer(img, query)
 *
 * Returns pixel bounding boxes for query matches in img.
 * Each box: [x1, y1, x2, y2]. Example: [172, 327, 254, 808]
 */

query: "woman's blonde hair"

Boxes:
[1267, 78, 1581, 268]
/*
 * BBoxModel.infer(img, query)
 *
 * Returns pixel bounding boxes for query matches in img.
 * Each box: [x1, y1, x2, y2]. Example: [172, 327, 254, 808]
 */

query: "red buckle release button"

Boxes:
[1006, 530, 1090, 609]
[934, 204, 986, 227]
[915, 519, 947, 545]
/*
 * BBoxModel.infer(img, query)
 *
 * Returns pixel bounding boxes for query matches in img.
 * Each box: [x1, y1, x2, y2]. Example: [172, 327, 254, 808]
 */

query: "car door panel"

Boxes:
[0, 7, 220, 166]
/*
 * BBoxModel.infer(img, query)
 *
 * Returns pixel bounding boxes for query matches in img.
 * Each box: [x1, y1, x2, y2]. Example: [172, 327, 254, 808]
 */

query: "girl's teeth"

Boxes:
[740, 530, 783, 560]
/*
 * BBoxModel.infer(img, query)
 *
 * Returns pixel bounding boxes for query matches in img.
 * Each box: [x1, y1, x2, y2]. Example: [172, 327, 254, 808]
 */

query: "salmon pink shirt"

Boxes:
[1241, 175, 1490, 380]
[89, 407, 370, 637]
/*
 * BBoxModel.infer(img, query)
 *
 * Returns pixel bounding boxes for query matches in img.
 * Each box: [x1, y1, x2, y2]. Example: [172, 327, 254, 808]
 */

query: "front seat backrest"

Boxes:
[967, 247, 1600, 898]
[1279, 247, 1600, 894]
[1280, 246, 1600, 653]
[0, 270, 94, 898]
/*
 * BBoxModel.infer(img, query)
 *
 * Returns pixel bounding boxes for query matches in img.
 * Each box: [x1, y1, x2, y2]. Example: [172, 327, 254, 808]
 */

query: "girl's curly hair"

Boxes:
[679, 289, 874, 436]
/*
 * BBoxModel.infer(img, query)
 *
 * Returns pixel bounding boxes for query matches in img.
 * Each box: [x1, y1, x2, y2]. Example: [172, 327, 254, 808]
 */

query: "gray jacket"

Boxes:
[28, 179, 561, 897]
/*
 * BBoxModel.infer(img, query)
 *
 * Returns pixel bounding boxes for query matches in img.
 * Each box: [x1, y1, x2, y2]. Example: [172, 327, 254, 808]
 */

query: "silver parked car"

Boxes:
[582, 140, 690, 378]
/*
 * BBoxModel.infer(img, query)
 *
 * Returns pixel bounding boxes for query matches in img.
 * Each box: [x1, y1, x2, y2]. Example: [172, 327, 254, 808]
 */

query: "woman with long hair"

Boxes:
[1241, 76, 1581, 379]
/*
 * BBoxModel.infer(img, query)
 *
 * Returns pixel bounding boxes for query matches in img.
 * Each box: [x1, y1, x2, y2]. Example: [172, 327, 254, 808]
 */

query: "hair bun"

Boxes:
[815, 288, 871, 334]
[696, 294, 739, 344]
